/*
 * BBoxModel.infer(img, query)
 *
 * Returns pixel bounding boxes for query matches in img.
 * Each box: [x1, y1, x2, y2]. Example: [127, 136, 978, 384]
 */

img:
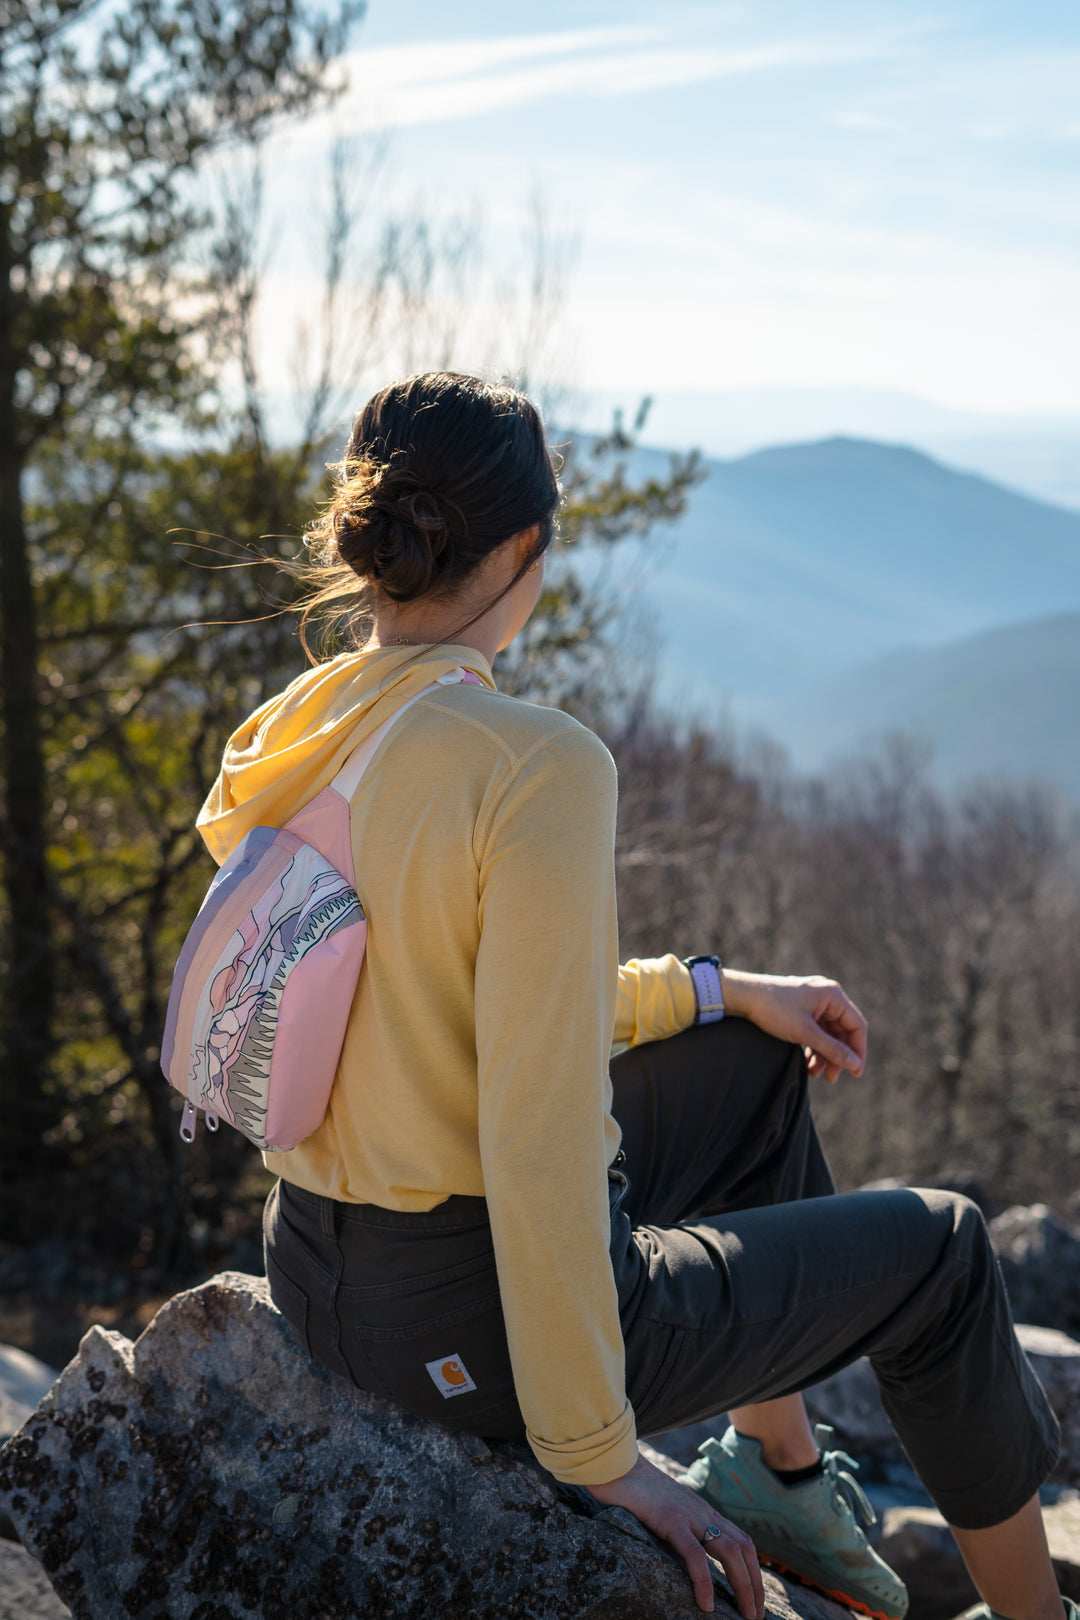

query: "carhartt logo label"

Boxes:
[425, 1354, 477, 1398]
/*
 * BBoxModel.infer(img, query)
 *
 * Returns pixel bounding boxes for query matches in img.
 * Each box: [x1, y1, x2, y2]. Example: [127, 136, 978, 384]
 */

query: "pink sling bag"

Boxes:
[160, 668, 481, 1151]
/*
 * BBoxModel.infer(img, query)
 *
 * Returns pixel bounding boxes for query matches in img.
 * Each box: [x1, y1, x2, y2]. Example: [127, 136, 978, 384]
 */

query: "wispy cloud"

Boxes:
[832, 110, 904, 133]
[326, 26, 894, 133]
[252, 5, 1080, 416]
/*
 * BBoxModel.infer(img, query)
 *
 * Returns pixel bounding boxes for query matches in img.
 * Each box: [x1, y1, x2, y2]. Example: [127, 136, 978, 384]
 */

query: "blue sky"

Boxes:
[251, 0, 1080, 433]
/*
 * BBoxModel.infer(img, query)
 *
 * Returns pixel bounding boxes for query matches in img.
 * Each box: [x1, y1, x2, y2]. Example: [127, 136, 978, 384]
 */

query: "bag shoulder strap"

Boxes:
[330, 667, 481, 804]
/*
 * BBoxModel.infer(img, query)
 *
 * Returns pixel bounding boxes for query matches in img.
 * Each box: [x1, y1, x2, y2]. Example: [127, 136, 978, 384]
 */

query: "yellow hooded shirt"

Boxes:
[198, 643, 696, 1484]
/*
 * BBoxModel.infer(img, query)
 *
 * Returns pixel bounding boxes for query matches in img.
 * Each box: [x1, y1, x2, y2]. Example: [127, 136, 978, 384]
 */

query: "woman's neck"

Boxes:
[365, 606, 502, 666]
[364, 533, 538, 666]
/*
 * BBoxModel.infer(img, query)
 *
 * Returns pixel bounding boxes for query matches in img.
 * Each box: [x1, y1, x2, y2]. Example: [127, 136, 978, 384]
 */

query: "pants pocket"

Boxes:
[266, 1251, 313, 1360]
[351, 1288, 520, 1434]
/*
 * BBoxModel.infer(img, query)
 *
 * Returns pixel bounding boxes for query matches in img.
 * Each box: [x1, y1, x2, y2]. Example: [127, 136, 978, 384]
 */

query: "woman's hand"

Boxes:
[586, 1450, 764, 1617]
[721, 970, 867, 1083]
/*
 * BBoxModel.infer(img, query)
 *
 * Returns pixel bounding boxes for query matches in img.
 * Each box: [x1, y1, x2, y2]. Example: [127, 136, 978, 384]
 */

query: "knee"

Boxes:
[915, 1187, 995, 1270]
[702, 1015, 807, 1086]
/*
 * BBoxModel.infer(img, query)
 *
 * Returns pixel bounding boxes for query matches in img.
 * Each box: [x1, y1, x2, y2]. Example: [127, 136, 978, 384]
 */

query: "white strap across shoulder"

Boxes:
[331, 668, 473, 803]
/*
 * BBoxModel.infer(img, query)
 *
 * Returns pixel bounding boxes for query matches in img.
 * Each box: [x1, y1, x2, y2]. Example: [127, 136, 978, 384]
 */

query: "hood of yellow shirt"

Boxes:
[196, 644, 495, 865]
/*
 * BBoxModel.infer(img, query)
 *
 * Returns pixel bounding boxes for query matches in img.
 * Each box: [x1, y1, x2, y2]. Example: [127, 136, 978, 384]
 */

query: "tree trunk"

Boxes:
[0, 314, 56, 1165]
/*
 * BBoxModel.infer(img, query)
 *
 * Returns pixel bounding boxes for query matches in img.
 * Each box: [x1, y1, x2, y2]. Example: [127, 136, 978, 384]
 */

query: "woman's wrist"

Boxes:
[718, 967, 765, 1021]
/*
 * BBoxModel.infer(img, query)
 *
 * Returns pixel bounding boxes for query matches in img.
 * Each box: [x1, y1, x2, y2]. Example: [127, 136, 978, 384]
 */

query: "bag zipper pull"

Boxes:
[179, 1098, 197, 1143]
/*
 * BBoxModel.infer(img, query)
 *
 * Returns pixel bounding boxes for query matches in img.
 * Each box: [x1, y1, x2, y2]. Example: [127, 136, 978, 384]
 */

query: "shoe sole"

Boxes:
[760, 1553, 904, 1620]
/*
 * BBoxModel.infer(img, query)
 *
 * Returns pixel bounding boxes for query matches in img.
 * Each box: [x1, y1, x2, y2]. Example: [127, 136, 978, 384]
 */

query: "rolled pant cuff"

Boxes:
[927, 1433, 1062, 1531]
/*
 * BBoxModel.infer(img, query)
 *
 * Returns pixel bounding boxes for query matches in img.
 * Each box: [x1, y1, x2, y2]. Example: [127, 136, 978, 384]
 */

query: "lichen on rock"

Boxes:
[0, 1271, 848, 1620]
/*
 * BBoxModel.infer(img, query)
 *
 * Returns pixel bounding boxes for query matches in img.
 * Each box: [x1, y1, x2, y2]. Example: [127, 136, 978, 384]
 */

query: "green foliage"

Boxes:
[15, 429, 315, 1264]
[2, 0, 361, 453]
[0, 0, 362, 1166]
[559, 402, 703, 549]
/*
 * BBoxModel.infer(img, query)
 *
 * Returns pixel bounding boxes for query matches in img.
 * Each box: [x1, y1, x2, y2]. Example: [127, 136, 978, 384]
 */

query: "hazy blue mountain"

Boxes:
[761, 611, 1080, 800]
[583, 389, 1080, 509]
[635, 437, 1080, 718]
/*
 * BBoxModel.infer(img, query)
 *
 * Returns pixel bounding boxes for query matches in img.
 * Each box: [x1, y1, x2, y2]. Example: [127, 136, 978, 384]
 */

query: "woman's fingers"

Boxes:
[818, 983, 868, 1060]
[800, 1015, 862, 1080]
[664, 1519, 718, 1612]
[802, 983, 868, 1080]
[826, 1000, 868, 1068]
[664, 1516, 763, 1618]
[585, 1455, 764, 1617]
[707, 1523, 765, 1620]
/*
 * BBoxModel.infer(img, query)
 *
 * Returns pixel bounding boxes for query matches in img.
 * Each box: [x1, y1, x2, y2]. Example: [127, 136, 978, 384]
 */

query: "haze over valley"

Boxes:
[611, 434, 1080, 800]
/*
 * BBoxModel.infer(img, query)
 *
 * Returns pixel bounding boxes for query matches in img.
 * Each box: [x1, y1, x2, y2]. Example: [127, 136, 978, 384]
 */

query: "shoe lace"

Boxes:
[822, 1447, 876, 1530]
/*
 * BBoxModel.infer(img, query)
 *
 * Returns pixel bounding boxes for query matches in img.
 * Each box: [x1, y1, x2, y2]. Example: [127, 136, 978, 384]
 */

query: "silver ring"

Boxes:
[701, 1524, 723, 1544]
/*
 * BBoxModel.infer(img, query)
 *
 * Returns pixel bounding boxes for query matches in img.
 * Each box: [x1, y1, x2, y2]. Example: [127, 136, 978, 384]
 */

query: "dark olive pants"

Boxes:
[264, 1018, 1059, 1528]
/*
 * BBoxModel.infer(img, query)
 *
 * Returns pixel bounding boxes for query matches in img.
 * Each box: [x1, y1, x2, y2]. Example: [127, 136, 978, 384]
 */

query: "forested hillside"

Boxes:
[770, 610, 1080, 796]
[611, 717, 1080, 1212]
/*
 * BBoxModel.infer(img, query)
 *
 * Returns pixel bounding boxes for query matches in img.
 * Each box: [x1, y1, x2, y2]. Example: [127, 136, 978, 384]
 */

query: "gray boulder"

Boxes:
[874, 1506, 976, 1620]
[0, 1271, 850, 1620]
[1017, 1326, 1080, 1491]
[0, 1342, 58, 1542]
[0, 1343, 58, 1444]
[803, 1358, 901, 1473]
[0, 1539, 72, 1620]
[990, 1205, 1080, 1337]
[875, 1491, 1080, 1620]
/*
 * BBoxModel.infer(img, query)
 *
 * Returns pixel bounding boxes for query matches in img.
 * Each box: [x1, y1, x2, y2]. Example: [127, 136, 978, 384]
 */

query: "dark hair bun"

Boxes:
[333, 456, 468, 602]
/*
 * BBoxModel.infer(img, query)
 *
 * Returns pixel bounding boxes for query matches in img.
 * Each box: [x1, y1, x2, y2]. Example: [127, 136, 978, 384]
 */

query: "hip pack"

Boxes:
[160, 668, 481, 1151]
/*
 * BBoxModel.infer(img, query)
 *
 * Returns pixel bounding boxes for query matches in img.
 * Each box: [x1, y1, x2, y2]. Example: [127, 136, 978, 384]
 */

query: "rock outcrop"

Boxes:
[0, 1343, 58, 1444]
[0, 1539, 72, 1620]
[7, 1199, 1080, 1619]
[874, 1506, 977, 1620]
[0, 1272, 850, 1620]
[875, 1491, 1080, 1620]
[0, 1342, 59, 1542]
[990, 1205, 1080, 1338]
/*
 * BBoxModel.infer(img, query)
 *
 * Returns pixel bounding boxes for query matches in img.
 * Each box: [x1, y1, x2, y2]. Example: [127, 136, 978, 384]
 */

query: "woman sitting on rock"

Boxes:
[200, 371, 1067, 1620]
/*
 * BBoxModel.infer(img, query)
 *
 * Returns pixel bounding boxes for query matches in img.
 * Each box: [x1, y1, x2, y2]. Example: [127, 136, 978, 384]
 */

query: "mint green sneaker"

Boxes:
[679, 1423, 908, 1620]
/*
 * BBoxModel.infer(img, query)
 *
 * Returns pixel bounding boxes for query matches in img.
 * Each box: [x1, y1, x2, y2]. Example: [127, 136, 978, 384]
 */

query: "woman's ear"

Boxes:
[514, 523, 542, 571]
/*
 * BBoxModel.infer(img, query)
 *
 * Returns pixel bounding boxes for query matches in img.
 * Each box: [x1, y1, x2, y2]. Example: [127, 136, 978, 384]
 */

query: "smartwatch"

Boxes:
[685, 955, 724, 1024]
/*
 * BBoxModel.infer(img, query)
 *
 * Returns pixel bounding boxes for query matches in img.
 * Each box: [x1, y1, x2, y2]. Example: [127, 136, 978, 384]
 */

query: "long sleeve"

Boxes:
[473, 726, 638, 1484]
[615, 955, 697, 1048]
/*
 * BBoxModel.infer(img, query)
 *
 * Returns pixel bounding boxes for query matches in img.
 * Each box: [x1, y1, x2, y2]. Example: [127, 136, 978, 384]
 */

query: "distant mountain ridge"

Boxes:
[583, 387, 1080, 509]
[763, 610, 1080, 800]
[612, 434, 1080, 798]
[636, 435, 1080, 704]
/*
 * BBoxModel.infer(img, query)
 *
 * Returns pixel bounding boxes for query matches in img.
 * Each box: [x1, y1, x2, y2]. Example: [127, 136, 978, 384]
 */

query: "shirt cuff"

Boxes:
[617, 954, 699, 1047]
[526, 1401, 639, 1485]
[668, 957, 698, 1033]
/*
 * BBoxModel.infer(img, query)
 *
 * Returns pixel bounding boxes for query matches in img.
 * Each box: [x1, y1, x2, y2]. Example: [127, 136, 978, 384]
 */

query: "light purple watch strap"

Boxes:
[688, 958, 725, 1024]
